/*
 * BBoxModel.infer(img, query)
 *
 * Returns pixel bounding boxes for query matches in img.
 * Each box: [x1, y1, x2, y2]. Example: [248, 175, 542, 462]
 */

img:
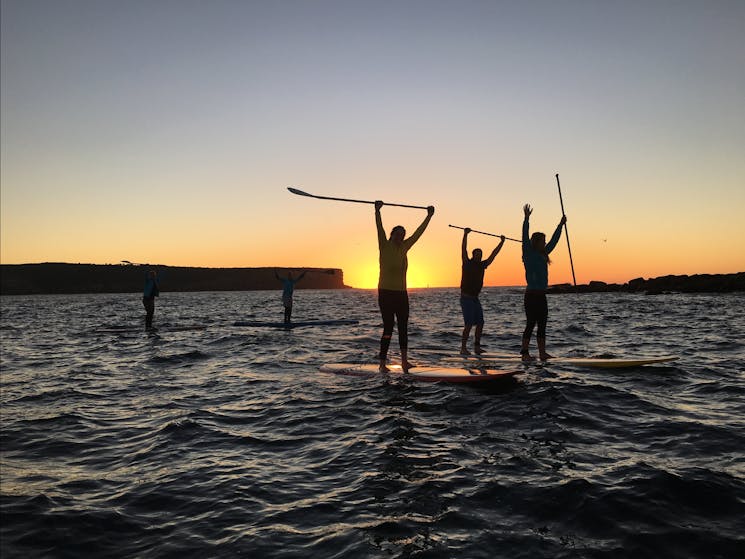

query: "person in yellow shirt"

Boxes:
[375, 200, 435, 372]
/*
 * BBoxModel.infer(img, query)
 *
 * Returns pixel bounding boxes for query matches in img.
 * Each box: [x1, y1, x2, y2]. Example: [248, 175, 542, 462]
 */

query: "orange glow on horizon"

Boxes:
[2, 4, 745, 293]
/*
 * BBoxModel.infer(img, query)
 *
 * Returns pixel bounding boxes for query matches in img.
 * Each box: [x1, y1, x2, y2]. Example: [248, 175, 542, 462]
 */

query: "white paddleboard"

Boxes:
[443, 353, 678, 368]
[319, 363, 521, 383]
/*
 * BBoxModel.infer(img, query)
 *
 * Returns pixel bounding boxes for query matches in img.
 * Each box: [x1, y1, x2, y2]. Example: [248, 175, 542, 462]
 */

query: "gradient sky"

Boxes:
[2, 0, 744, 288]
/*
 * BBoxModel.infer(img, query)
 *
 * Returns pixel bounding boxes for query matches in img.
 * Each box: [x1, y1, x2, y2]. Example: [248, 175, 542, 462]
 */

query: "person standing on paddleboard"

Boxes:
[142, 269, 160, 329]
[521, 204, 566, 361]
[375, 200, 435, 373]
[275, 270, 306, 324]
[460, 228, 505, 355]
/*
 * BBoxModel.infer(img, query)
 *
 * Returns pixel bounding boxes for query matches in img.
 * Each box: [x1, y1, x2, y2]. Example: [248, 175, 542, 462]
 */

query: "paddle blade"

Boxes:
[287, 187, 312, 197]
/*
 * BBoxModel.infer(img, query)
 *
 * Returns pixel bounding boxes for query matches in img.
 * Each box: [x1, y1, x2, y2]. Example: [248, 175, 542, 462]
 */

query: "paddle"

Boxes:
[287, 187, 429, 210]
[555, 174, 577, 286]
[448, 224, 520, 243]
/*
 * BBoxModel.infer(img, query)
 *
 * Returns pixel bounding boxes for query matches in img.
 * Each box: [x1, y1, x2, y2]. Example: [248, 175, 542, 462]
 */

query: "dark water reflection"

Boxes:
[1, 289, 744, 558]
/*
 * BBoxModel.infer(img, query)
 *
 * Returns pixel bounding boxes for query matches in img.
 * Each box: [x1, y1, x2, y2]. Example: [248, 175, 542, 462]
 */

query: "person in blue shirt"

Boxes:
[275, 270, 306, 323]
[142, 270, 160, 329]
[521, 204, 566, 361]
[460, 227, 505, 355]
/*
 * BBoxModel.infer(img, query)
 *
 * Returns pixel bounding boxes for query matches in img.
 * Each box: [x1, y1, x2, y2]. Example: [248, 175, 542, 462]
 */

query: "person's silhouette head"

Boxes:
[390, 226, 405, 245]
[530, 232, 546, 251]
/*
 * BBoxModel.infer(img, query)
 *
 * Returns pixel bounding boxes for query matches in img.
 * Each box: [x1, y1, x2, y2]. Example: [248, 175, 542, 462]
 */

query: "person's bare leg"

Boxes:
[461, 325, 472, 354]
[474, 324, 485, 354]
[379, 334, 391, 372]
[521, 336, 534, 362]
[538, 337, 553, 361]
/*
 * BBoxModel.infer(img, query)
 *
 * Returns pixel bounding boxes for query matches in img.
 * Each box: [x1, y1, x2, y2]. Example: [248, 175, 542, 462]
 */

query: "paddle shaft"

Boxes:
[287, 187, 429, 210]
[448, 224, 520, 243]
[555, 174, 577, 286]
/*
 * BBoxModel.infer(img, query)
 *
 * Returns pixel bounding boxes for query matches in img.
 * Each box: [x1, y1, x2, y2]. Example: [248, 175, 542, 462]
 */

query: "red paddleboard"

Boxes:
[319, 363, 520, 383]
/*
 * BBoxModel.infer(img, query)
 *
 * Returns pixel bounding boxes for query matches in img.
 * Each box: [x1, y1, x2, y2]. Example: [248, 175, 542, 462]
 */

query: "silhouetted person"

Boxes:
[275, 270, 306, 323]
[521, 204, 566, 361]
[460, 227, 505, 355]
[375, 200, 435, 372]
[142, 270, 159, 329]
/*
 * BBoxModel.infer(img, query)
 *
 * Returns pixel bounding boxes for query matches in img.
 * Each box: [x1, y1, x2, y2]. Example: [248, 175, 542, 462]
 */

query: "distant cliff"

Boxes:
[0, 263, 349, 295]
[547, 273, 745, 295]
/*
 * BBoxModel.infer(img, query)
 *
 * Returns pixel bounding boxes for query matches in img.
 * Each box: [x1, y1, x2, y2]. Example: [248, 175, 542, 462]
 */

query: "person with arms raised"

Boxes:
[375, 200, 435, 373]
[460, 227, 505, 355]
[520, 204, 566, 361]
[275, 270, 306, 324]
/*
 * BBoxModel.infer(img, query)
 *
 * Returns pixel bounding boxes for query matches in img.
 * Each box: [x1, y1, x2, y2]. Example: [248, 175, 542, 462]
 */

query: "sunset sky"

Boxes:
[2, 0, 744, 289]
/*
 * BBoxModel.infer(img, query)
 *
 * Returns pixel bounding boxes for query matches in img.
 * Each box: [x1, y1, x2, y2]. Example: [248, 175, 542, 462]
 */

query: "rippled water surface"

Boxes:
[1, 289, 744, 558]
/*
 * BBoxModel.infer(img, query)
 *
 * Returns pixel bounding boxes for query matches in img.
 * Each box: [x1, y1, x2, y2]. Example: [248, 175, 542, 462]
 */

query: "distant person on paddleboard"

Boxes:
[521, 204, 566, 361]
[275, 270, 306, 323]
[460, 227, 505, 355]
[375, 200, 435, 373]
[142, 270, 160, 329]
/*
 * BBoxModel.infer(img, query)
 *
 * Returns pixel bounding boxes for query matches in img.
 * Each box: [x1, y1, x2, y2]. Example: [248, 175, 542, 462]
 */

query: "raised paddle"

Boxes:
[287, 187, 430, 210]
[555, 173, 577, 286]
[448, 224, 520, 243]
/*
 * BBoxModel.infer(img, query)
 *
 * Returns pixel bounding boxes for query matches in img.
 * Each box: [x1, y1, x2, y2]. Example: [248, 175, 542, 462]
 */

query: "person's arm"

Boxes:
[375, 201, 387, 248]
[297, 271, 307, 282]
[483, 235, 505, 267]
[522, 204, 532, 252]
[404, 206, 435, 248]
[461, 228, 470, 263]
[546, 215, 567, 254]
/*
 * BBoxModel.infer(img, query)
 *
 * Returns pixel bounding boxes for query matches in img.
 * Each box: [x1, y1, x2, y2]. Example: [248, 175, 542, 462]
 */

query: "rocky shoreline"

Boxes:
[547, 272, 745, 295]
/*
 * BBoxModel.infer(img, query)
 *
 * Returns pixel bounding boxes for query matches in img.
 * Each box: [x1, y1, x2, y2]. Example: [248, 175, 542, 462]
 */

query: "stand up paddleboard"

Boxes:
[98, 325, 207, 333]
[319, 363, 521, 383]
[234, 319, 358, 328]
[442, 353, 678, 369]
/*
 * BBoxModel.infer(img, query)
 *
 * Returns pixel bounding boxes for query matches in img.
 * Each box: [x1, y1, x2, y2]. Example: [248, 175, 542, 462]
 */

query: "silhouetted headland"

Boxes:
[2, 265, 743, 296]
[0, 263, 349, 295]
[547, 273, 745, 295]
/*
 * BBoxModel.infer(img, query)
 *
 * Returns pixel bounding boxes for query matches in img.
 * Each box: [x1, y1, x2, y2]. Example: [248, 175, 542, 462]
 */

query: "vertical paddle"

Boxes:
[287, 187, 429, 210]
[555, 173, 577, 286]
[447, 224, 520, 243]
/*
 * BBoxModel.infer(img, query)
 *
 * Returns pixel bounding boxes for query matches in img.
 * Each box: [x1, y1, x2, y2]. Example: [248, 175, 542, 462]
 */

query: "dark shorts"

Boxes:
[460, 296, 484, 326]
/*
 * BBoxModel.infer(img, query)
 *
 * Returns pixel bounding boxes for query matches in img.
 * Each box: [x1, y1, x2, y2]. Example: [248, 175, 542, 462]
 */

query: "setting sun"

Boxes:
[345, 260, 380, 290]
[404, 266, 434, 290]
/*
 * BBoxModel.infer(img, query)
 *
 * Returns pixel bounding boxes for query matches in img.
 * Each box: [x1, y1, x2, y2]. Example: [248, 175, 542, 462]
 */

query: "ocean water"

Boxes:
[1, 288, 744, 559]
